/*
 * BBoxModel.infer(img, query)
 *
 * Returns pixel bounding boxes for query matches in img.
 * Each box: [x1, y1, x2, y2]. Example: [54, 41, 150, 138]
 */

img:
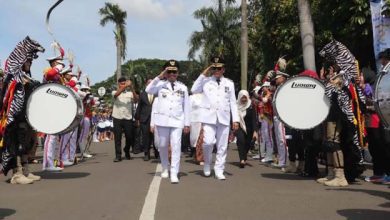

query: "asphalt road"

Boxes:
[0, 141, 389, 220]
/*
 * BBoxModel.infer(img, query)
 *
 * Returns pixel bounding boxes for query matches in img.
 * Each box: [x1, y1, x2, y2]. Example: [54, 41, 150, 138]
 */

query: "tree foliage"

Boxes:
[99, 2, 127, 59]
[248, 0, 375, 82]
[188, 0, 242, 84]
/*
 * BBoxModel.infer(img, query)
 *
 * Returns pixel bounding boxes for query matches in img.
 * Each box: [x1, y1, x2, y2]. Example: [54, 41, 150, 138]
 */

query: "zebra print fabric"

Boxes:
[1, 37, 44, 175]
[319, 40, 358, 84]
[320, 40, 364, 153]
[3, 36, 44, 126]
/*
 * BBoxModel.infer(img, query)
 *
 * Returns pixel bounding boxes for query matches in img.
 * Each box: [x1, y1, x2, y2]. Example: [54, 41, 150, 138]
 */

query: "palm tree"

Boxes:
[241, 0, 248, 90]
[188, 0, 240, 61]
[298, 0, 316, 71]
[99, 2, 127, 81]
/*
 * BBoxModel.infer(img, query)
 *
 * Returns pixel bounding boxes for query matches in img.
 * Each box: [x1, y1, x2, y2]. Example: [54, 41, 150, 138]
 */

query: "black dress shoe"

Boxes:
[114, 158, 122, 162]
[144, 154, 150, 161]
[124, 153, 131, 160]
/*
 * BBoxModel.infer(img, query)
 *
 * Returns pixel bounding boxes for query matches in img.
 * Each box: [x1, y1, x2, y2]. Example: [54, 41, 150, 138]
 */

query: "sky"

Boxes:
[0, 0, 217, 84]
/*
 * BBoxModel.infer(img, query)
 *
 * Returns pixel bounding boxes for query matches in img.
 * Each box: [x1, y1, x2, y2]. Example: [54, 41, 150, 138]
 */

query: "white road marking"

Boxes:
[139, 164, 163, 220]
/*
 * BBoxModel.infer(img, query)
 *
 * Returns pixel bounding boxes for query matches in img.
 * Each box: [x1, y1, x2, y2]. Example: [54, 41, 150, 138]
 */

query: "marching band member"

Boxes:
[42, 51, 66, 172]
[0, 36, 44, 183]
[364, 49, 390, 184]
[78, 85, 95, 159]
[258, 81, 274, 163]
[317, 63, 349, 187]
[59, 69, 80, 167]
[271, 70, 289, 169]
[145, 60, 190, 184]
[191, 57, 239, 180]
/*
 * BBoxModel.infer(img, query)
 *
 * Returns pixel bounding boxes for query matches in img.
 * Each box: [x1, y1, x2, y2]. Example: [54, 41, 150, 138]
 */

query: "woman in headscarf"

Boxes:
[235, 90, 258, 168]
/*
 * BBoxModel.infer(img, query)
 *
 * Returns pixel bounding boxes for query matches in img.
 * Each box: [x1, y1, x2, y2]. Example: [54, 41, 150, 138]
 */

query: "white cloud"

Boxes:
[112, 0, 185, 20]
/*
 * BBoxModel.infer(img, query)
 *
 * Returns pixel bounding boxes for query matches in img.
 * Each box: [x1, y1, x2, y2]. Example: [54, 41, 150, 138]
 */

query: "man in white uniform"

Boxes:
[145, 60, 190, 184]
[191, 57, 239, 180]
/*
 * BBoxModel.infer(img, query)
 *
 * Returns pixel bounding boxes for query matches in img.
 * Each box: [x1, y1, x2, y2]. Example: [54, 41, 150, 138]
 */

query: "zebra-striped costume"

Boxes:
[2, 36, 44, 126]
[320, 40, 365, 153]
[0, 36, 44, 175]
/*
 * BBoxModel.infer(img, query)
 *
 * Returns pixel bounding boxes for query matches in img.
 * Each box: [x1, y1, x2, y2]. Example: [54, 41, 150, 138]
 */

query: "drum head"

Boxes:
[27, 83, 79, 134]
[274, 76, 330, 130]
[375, 73, 390, 128]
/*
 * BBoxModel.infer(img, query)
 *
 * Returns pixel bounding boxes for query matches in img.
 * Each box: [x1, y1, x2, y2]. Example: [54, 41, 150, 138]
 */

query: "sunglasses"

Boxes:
[167, 70, 178, 74]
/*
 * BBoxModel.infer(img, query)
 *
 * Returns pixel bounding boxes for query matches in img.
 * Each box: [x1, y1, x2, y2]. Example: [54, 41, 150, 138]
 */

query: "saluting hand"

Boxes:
[202, 65, 214, 77]
[158, 68, 168, 79]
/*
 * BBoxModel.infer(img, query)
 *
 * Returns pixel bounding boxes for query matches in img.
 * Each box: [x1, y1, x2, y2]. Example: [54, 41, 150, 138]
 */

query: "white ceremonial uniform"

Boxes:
[145, 77, 190, 176]
[191, 75, 239, 175]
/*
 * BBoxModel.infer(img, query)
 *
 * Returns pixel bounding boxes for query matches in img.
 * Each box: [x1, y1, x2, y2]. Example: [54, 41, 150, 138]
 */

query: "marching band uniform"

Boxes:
[42, 54, 65, 172]
[271, 71, 290, 169]
[258, 81, 274, 163]
[191, 57, 239, 180]
[145, 60, 190, 183]
[59, 70, 80, 166]
[78, 85, 95, 159]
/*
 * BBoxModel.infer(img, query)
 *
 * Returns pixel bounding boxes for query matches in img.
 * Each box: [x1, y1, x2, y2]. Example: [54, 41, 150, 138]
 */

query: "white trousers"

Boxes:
[43, 135, 60, 169]
[260, 118, 274, 161]
[78, 117, 91, 153]
[273, 116, 288, 166]
[202, 122, 230, 174]
[156, 126, 183, 175]
[60, 128, 79, 162]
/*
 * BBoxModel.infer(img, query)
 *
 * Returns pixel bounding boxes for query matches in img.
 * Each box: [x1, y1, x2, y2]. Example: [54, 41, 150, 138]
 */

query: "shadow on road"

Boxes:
[327, 188, 390, 208]
[228, 162, 253, 168]
[34, 172, 90, 180]
[261, 173, 311, 180]
[184, 159, 200, 165]
[0, 208, 16, 219]
[337, 209, 390, 219]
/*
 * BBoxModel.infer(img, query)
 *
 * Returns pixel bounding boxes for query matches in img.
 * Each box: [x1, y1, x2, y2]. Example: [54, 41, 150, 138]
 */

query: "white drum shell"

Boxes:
[374, 72, 390, 128]
[273, 76, 330, 130]
[26, 83, 84, 135]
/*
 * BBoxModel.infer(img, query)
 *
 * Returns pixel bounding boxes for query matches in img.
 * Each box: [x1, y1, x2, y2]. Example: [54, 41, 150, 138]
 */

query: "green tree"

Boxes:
[99, 2, 127, 82]
[247, 0, 376, 81]
[188, 0, 241, 83]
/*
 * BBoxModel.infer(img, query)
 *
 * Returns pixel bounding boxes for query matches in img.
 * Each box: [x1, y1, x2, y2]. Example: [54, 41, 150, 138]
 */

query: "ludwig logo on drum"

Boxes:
[46, 88, 68, 98]
[291, 82, 316, 89]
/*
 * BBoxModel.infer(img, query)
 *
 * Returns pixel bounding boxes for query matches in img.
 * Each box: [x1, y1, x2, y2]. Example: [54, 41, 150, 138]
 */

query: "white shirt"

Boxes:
[145, 77, 190, 128]
[191, 75, 239, 126]
[112, 90, 134, 120]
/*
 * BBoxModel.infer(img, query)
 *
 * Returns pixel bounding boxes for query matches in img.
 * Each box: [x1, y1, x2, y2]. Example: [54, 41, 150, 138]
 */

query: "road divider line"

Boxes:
[139, 164, 162, 220]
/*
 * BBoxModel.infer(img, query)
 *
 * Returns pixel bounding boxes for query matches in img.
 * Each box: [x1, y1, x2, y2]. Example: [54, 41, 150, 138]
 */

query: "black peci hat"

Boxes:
[210, 56, 225, 67]
[163, 60, 179, 71]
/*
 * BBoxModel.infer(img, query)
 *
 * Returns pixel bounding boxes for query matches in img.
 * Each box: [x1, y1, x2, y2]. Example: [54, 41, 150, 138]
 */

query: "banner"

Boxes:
[370, 0, 390, 68]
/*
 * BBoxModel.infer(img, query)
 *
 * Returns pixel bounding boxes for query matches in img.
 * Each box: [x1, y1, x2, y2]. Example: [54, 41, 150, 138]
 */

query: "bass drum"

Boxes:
[374, 72, 390, 128]
[273, 76, 330, 130]
[26, 83, 84, 135]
